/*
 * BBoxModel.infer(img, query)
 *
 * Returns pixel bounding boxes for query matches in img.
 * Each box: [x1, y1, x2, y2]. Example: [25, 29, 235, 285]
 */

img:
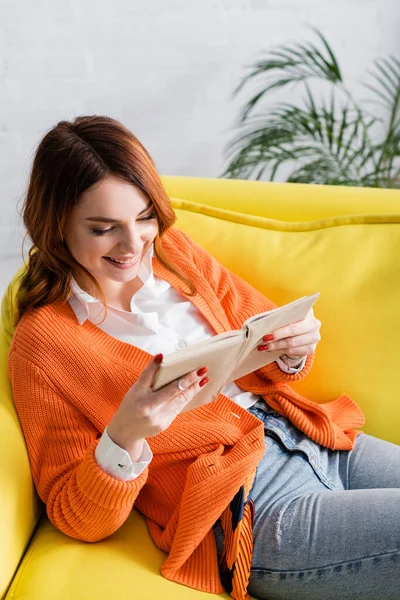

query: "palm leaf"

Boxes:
[223, 100, 369, 183]
[310, 27, 342, 81]
[223, 29, 400, 187]
[366, 56, 400, 108]
[234, 31, 343, 121]
[288, 158, 345, 185]
[367, 56, 400, 180]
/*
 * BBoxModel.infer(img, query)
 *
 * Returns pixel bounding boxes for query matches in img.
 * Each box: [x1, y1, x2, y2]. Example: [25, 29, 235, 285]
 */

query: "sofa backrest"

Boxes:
[1, 176, 399, 596]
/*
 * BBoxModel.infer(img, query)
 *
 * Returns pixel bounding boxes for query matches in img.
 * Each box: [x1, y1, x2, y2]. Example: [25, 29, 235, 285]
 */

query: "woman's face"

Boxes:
[63, 176, 158, 298]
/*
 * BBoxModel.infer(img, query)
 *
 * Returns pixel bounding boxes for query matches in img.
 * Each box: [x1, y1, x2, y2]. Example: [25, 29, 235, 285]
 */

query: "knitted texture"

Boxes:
[8, 227, 365, 597]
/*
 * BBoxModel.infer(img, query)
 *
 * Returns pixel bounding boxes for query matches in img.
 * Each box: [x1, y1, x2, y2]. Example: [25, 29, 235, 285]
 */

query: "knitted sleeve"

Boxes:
[176, 229, 314, 383]
[8, 352, 147, 542]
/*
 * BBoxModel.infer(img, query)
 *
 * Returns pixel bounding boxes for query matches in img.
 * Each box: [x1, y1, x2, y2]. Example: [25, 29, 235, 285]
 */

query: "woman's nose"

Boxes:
[118, 230, 141, 254]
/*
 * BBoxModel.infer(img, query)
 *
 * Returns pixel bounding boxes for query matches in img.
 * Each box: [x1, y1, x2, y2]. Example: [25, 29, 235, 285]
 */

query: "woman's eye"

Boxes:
[91, 228, 114, 236]
[140, 213, 156, 222]
[90, 214, 155, 235]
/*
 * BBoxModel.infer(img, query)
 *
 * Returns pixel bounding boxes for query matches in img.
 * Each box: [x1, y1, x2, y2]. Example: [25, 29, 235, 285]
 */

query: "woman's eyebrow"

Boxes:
[85, 201, 153, 223]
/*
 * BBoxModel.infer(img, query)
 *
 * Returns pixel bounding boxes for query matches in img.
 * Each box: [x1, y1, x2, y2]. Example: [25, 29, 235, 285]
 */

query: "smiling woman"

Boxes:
[63, 176, 159, 309]
[16, 115, 196, 324]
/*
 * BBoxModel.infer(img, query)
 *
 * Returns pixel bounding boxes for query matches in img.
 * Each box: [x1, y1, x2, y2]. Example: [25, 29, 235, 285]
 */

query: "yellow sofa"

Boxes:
[1, 176, 400, 600]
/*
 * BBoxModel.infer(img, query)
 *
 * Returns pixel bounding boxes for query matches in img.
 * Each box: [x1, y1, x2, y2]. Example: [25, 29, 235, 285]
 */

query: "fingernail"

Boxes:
[199, 377, 209, 388]
[154, 353, 163, 364]
[258, 344, 269, 351]
[263, 334, 274, 342]
[197, 366, 208, 377]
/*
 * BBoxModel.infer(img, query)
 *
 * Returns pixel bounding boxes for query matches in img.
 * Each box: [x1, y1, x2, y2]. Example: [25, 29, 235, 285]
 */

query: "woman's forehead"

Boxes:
[75, 177, 151, 219]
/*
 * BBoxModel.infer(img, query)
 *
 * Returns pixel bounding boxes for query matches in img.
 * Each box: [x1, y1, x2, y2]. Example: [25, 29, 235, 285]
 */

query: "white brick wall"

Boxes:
[0, 0, 399, 267]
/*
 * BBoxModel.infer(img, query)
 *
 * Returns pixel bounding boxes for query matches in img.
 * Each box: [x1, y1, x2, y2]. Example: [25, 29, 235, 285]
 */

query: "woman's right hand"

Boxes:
[107, 354, 209, 460]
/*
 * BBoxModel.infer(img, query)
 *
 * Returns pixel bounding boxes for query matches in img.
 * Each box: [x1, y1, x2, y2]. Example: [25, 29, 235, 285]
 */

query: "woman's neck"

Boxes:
[72, 271, 145, 311]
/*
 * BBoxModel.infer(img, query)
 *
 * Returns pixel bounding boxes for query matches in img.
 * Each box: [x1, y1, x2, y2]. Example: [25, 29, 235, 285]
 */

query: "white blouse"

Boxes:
[68, 244, 305, 482]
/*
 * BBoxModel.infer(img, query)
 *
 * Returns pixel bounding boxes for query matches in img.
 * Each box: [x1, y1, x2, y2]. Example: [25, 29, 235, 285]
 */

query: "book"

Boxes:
[151, 292, 320, 414]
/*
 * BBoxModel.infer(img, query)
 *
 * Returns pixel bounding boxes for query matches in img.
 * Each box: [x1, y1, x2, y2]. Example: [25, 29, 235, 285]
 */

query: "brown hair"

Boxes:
[16, 115, 196, 324]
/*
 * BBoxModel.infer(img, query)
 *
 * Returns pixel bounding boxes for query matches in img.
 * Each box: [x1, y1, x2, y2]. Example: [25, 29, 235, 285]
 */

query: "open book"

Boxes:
[152, 292, 320, 413]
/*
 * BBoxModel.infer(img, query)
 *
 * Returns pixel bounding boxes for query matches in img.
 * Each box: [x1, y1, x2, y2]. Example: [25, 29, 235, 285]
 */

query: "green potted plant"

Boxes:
[222, 29, 400, 187]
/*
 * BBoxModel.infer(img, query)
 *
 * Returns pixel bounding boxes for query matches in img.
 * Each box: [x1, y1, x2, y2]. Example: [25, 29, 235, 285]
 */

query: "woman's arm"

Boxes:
[8, 353, 148, 542]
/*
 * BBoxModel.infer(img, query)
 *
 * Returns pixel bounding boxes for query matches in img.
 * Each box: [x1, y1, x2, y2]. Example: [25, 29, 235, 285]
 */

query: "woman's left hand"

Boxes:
[258, 308, 321, 359]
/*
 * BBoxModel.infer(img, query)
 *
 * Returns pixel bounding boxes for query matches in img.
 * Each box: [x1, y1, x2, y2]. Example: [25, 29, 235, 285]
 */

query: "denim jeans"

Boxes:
[213, 401, 400, 600]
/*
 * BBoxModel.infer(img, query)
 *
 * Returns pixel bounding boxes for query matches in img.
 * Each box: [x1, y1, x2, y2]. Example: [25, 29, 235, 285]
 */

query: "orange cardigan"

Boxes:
[8, 227, 365, 595]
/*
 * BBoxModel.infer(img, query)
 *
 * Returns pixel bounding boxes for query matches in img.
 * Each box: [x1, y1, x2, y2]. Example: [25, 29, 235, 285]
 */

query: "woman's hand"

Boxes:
[107, 354, 209, 459]
[258, 308, 321, 360]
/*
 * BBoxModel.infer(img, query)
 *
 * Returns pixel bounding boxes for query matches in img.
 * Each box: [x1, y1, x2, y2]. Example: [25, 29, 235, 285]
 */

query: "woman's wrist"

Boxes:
[279, 354, 306, 368]
[107, 421, 145, 462]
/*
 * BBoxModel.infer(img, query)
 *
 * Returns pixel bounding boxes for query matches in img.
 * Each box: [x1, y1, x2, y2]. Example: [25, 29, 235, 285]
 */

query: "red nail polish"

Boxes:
[258, 344, 269, 351]
[154, 353, 163, 364]
[263, 334, 274, 342]
[197, 366, 208, 377]
[199, 377, 209, 387]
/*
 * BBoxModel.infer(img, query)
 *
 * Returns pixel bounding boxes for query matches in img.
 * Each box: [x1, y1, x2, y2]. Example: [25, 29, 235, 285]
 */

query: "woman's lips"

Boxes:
[102, 255, 139, 269]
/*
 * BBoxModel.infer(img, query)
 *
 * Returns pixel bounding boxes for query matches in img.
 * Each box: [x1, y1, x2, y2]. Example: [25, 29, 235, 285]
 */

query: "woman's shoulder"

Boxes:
[13, 300, 72, 332]
[9, 301, 79, 364]
[162, 226, 197, 251]
[162, 227, 213, 268]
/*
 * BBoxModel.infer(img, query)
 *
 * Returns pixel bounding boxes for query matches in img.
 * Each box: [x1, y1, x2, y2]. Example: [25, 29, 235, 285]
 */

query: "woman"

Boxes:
[8, 115, 400, 600]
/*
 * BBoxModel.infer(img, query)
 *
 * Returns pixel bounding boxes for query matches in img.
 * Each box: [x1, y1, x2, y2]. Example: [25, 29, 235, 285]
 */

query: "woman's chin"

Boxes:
[99, 264, 141, 283]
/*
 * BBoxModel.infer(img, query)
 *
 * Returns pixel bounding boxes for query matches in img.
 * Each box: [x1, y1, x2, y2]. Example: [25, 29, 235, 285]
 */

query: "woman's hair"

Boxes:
[16, 115, 196, 324]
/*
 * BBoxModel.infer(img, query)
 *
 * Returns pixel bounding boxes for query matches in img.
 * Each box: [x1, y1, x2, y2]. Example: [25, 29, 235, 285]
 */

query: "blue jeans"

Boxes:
[213, 401, 400, 600]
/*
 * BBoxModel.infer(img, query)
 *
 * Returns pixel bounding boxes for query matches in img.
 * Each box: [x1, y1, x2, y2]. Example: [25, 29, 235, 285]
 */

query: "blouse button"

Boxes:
[177, 339, 187, 349]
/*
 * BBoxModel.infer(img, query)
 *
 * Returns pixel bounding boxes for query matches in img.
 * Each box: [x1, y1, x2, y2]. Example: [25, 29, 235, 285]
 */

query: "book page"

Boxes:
[228, 293, 320, 381]
[151, 332, 245, 413]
